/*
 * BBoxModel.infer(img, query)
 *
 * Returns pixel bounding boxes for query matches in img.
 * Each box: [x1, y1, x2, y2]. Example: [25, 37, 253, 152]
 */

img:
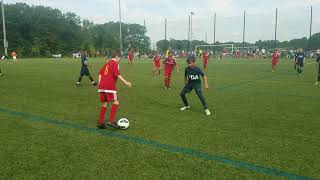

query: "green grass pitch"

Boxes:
[0, 57, 319, 179]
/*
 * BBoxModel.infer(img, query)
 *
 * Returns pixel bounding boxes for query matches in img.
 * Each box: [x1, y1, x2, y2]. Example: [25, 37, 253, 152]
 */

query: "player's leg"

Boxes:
[77, 68, 85, 86]
[0, 67, 2, 76]
[194, 84, 210, 116]
[316, 63, 320, 84]
[107, 93, 120, 129]
[97, 93, 108, 129]
[85, 68, 97, 86]
[167, 72, 172, 89]
[180, 84, 192, 110]
[164, 71, 169, 89]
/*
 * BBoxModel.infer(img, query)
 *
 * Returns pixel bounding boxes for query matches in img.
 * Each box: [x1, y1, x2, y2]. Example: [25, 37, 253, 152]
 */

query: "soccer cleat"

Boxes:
[163, 86, 168, 90]
[92, 82, 97, 86]
[107, 122, 119, 129]
[97, 124, 107, 129]
[76, 82, 80, 86]
[205, 109, 211, 116]
[180, 106, 191, 111]
[315, 81, 319, 85]
[0, 73, 2, 76]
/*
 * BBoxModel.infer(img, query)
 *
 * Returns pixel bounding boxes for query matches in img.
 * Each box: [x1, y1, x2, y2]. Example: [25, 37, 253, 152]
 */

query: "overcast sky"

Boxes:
[5, 0, 320, 46]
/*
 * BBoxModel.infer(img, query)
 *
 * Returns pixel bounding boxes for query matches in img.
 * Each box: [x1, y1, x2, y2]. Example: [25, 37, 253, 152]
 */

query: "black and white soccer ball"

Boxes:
[117, 118, 129, 130]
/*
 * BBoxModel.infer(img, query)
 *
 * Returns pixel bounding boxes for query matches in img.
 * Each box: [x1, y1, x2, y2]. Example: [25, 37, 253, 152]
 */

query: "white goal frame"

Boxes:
[195, 44, 234, 53]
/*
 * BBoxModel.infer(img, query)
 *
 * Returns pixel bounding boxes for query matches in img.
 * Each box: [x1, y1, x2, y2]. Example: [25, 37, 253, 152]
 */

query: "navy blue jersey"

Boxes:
[297, 52, 305, 61]
[185, 66, 205, 84]
[316, 52, 320, 63]
[81, 55, 88, 67]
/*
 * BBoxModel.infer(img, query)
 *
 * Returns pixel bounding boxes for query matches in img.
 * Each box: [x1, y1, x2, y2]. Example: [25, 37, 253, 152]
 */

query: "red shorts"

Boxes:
[129, 58, 133, 62]
[99, 92, 118, 102]
[165, 70, 172, 78]
[154, 63, 160, 68]
[203, 60, 208, 65]
[272, 60, 278, 65]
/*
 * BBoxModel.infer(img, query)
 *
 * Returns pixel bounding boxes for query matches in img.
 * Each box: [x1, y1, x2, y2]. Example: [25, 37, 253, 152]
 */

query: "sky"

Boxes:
[4, 0, 320, 46]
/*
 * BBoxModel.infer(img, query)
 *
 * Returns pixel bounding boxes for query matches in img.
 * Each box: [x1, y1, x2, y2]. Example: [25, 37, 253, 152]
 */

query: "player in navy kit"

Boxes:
[180, 55, 211, 116]
[296, 49, 305, 76]
[76, 51, 96, 86]
[315, 49, 320, 85]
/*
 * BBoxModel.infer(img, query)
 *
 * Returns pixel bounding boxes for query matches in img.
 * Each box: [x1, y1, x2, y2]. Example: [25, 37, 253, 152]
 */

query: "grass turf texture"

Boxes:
[0, 58, 319, 179]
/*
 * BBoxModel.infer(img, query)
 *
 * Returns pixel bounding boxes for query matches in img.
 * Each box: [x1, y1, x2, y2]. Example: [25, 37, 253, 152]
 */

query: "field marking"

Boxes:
[0, 107, 315, 180]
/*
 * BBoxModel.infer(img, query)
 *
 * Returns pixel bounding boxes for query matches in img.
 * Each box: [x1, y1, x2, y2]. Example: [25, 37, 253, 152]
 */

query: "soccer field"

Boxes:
[0, 58, 319, 179]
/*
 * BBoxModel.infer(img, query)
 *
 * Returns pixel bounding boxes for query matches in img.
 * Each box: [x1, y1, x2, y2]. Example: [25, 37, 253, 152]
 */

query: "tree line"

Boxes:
[0, 3, 151, 57]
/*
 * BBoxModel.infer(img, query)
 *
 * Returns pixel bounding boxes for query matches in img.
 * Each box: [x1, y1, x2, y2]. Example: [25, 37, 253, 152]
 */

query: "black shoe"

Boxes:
[92, 82, 97, 86]
[97, 124, 107, 129]
[107, 122, 119, 129]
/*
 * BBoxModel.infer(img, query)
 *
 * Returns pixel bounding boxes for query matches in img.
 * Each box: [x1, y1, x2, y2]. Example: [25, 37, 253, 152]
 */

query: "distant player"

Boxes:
[315, 49, 320, 85]
[128, 49, 133, 69]
[202, 50, 209, 71]
[76, 51, 96, 86]
[163, 51, 178, 89]
[153, 53, 161, 75]
[180, 55, 211, 116]
[97, 50, 132, 129]
[294, 49, 298, 70]
[296, 48, 305, 76]
[11, 51, 17, 61]
[272, 49, 279, 72]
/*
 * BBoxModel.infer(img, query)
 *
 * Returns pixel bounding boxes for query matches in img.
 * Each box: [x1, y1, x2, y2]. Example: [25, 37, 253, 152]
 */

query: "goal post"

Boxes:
[195, 44, 234, 54]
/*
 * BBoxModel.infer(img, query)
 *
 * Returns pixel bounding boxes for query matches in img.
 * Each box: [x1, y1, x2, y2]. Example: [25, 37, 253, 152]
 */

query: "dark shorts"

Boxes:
[181, 83, 202, 94]
[297, 59, 304, 67]
[80, 66, 91, 76]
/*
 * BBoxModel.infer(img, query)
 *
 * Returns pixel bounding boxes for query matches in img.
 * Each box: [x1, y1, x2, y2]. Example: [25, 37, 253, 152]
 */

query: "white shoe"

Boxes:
[180, 106, 190, 111]
[205, 109, 211, 116]
[315, 81, 319, 85]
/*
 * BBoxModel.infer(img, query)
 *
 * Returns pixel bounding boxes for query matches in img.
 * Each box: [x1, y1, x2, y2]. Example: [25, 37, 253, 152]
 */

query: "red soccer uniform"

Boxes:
[153, 55, 161, 68]
[164, 57, 176, 74]
[128, 51, 133, 62]
[98, 60, 120, 102]
[272, 53, 279, 65]
[203, 52, 209, 64]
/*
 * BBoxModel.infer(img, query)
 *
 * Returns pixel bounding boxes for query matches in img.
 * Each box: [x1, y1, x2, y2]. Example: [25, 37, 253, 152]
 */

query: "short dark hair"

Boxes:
[111, 50, 121, 58]
[187, 55, 196, 64]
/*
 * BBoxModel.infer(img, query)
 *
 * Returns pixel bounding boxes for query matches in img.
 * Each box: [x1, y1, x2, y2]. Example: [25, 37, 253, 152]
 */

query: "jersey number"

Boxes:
[104, 66, 109, 76]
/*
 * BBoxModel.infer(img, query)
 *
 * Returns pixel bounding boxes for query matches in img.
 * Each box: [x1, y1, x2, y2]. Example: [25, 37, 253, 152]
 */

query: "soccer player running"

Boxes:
[163, 51, 179, 89]
[180, 55, 211, 116]
[202, 50, 209, 71]
[315, 49, 320, 85]
[296, 48, 305, 76]
[97, 50, 132, 129]
[76, 51, 96, 86]
[153, 53, 161, 76]
[272, 49, 280, 72]
[128, 49, 133, 70]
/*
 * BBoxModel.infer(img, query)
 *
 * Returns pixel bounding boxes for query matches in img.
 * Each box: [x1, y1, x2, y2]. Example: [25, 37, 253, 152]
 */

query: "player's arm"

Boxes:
[203, 76, 209, 89]
[117, 75, 132, 87]
[98, 74, 102, 85]
[184, 69, 187, 85]
[174, 60, 179, 73]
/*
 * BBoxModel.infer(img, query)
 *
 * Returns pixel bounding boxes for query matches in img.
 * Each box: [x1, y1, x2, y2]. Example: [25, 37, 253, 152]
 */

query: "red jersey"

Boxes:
[203, 52, 209, 61]
[163, 57, 176, 72]
[272, 53, 279, 61]
[128, 51, 133, 59]
[154, 55, 161, 66]
[98, 60, 120, 92]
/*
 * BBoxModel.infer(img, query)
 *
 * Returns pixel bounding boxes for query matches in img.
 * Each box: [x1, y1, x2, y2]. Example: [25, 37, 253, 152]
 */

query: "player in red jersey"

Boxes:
[153, 53, 161, 75]
[128, 49, 133, 70]
[202, 50, 209, 71]
[272, 49, 280, 72]
[163, 51, 179, 89]
[97, 50, 132, 129]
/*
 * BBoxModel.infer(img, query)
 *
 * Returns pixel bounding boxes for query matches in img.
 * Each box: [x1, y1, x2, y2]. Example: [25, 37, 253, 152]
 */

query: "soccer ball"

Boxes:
[117, 118, 129, 130]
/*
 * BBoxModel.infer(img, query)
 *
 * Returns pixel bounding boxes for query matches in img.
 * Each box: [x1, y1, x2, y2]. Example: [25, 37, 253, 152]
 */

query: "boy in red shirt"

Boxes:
[97, 50, 132, 129]
[272, 49, 279, 72]
[163, 51, 179, 89]
[153, 53, 161, 75]
[202, 50, 209, 71]
[128, 49, 133, 69]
